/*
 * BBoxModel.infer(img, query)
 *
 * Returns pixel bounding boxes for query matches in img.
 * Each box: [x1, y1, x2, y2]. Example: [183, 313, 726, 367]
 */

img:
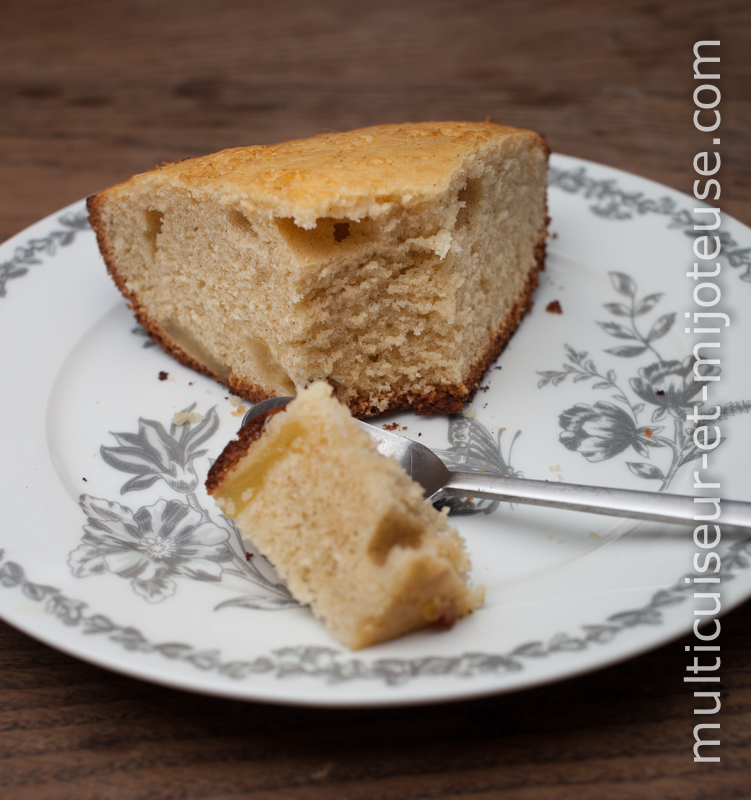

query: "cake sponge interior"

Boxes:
[206, 382, 484, 649]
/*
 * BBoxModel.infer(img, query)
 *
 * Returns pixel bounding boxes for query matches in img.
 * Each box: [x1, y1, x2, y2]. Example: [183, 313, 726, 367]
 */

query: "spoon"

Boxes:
[243, 397, 751, 531]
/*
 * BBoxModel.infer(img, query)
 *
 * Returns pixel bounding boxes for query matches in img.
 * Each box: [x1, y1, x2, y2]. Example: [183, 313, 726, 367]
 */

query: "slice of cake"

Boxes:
[88, 121, 548, 417]
[206, 382, 484, 649]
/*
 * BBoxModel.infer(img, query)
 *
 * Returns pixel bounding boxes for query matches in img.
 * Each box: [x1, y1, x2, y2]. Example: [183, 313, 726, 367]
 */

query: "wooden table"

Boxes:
[2, 1, 749, 796]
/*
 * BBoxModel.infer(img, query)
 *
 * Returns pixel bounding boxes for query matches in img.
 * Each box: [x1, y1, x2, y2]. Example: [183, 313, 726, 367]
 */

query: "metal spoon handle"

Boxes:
[440, 473, 751, 531]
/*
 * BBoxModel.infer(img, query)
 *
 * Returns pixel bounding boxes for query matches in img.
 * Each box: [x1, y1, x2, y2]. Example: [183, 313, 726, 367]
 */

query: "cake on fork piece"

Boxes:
[206, 382, 484, 650]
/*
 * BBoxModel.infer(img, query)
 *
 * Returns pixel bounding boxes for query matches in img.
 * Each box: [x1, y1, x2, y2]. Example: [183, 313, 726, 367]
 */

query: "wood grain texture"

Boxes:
[1, 0, 750, 796]
[1, 601, 750, 799]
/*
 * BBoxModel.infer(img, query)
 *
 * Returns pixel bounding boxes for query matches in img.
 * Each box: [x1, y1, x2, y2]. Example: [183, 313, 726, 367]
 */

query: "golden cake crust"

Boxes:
[91, 121, 545, 231]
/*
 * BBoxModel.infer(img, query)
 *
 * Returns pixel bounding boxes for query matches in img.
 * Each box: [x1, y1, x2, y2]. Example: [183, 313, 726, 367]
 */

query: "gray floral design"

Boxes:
[73, 406, 295, 609]
[630, 358, 708, 421]
[101, 404, 219, 494]
[0, 211, 89, 298]
[71, 496, 233, 602]
[6, 534, 751, 685]
[549, 165, 751, 282]
[540, 271, 751, 490]
[559, 401, 659, 463]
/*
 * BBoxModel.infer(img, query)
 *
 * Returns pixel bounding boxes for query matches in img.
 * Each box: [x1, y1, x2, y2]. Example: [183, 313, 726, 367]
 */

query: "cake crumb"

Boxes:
[383, 422, 399, 431]
[557, 538, 565, 544]
[589, 531, 601, 540]
[549, 464, 560, 472]
[462, 406, 476, 419]
[158, 371, 169, 381]
[230, 396, 243, 406]
[547, 534, 555, 541]
[82, 477, 87, 482]
[232, 405, 248, 417]
[173, 411, 204, 426]
[546, 300, 563, 314]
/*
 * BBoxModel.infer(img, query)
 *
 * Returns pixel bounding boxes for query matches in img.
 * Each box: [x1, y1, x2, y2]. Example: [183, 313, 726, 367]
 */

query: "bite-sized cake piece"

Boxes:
[88, 121, 548, 417]
[206, 382, 484, 650]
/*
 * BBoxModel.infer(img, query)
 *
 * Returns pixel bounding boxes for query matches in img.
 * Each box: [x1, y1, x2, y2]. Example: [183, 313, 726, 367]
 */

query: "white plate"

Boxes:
[1, 154, 750, 707]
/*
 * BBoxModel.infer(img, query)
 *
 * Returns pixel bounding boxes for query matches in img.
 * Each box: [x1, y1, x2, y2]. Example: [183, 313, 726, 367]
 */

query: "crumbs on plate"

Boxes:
[173, 411, 204, 426]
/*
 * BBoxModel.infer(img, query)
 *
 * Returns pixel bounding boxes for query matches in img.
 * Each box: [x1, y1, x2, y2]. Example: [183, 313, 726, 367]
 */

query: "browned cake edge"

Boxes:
[88, 197, 547, 419]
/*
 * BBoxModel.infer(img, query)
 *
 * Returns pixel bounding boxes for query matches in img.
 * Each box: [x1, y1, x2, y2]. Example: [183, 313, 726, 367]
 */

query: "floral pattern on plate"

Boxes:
[539, 271, 749, 490]
[71, 407, 295, 608]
